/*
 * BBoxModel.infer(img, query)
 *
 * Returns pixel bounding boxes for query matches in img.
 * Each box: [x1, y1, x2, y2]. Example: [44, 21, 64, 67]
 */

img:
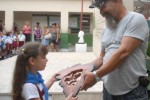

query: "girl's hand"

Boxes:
[66, 93, 78, 100]
[46, 73, 60, 89]
[51, 73, 60, 82]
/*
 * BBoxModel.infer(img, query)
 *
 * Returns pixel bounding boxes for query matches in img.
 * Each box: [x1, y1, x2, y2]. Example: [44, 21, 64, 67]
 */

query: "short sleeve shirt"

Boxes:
[4, 36, 13, 44]
[18, 34, 25, 41]
[101, 11, 149, 95]
[22, 83, 52, 100]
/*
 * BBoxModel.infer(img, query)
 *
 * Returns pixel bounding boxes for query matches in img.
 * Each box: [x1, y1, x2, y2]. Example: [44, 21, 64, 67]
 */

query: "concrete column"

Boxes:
[61, 11, 69, 33]
[5, 10, 14, 32]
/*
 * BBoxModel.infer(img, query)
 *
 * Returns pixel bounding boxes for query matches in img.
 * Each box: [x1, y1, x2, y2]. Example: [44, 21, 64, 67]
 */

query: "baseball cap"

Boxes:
[89, 0, 105, 8]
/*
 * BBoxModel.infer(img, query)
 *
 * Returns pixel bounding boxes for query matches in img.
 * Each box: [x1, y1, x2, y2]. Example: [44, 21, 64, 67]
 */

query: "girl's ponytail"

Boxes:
[12, 52, 28, 100]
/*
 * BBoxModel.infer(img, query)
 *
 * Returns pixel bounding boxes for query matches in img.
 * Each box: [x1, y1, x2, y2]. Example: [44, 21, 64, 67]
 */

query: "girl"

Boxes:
[12, 42, 77, 100]
[18, 30, 26, 48]
[4, 31, 13, 57]
[0, 31, 6, 60]
[11, 31, 18, 55]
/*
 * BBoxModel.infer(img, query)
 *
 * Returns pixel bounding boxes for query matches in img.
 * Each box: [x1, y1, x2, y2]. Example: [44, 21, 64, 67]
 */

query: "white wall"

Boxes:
[0, 0, 93, 12]
[0, 0, 94, 32]
[14, 12, 32, 31]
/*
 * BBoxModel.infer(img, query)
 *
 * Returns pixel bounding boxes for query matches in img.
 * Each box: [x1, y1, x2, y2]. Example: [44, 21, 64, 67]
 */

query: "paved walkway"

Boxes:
[0, 52, 103, 94]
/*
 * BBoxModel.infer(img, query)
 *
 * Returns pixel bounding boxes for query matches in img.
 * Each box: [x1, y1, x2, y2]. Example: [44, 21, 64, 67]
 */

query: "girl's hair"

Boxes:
[11, 42, 48, 100]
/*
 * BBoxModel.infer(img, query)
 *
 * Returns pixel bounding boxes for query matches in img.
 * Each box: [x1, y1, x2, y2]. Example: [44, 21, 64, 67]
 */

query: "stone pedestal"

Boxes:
[75, 43, 87, 52]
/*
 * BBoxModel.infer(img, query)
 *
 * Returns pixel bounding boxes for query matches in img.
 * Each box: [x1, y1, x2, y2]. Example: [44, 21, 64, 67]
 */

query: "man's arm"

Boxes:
[96, 36, 143, 78]
[81, 36, 143, 90]
[92, 50, 105, 70]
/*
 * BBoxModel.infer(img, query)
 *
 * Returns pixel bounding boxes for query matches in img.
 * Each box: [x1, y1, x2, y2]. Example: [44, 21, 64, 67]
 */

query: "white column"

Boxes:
[61, 11, 69, 33]
[5, 10, 14, 32]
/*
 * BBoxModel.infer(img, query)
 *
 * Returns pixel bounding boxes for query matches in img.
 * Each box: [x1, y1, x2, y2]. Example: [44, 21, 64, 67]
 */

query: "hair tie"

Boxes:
[21, 48, 25, 53]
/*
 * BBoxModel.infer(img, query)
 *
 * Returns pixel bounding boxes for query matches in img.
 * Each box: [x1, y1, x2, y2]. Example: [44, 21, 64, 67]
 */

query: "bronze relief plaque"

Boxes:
[56, 63, 94, 97]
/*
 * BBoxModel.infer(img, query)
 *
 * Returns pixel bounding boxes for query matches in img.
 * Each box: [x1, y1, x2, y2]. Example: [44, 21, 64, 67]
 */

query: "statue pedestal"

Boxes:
[75, 43, 87, 52]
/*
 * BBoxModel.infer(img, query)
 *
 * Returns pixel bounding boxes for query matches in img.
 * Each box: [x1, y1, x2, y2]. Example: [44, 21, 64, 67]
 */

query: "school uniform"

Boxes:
[0, 36, 6, 50]
[4, 36, 13, 51]
[22, 72, 52, 100]
[18, 33, 25, 47]
[11, 34, 18, 48]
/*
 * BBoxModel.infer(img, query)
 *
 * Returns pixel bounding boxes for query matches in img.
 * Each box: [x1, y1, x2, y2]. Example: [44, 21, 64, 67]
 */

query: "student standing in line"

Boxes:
[0, 31, 6, 60]
[11, 31, 18, 55]
[4, 32, 13, 58]
[18, 30, 26, 48]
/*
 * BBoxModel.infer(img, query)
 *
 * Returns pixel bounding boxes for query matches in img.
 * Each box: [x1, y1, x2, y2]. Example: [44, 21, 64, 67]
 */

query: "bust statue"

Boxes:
[78, 31, 84, 43]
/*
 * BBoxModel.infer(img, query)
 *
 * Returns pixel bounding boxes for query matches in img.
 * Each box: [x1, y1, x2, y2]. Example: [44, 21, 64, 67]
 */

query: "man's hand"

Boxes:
[66, 93, 78, 100]
[80, 71, 97, 91]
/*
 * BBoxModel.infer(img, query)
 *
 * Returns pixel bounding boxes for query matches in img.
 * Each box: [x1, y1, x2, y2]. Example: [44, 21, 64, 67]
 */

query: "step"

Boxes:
[0, 92, 103, 100]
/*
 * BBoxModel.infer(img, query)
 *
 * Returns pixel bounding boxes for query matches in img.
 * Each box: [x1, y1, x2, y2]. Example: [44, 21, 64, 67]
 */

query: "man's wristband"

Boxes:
[93, 71, 101, 82]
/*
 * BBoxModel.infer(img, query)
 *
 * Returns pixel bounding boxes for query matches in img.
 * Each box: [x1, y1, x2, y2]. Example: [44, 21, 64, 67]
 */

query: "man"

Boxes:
[81, 0, 149, 100]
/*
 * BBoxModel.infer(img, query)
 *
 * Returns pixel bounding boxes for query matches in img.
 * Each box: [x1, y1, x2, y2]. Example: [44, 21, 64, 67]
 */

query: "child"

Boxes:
[10, 31, 18, 55]
[0, 31, 7, 59]
[11, 42, 77, 100]
[4, 31, 13, 57]
[0, 31, 6, 59]
[18, 30, 25, 48]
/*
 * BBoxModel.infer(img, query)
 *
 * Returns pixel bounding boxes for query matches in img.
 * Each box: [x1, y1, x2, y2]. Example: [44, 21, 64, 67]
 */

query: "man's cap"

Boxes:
[89, 0, 105, 9]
